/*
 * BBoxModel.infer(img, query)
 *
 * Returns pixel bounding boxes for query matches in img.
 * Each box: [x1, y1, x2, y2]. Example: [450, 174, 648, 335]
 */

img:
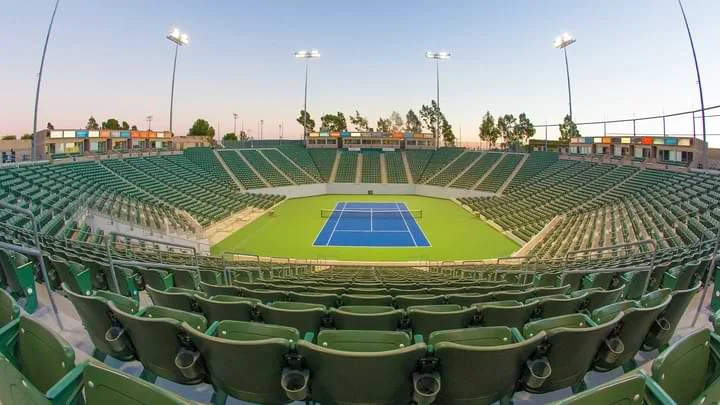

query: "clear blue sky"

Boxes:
[2, 0, 719, 145]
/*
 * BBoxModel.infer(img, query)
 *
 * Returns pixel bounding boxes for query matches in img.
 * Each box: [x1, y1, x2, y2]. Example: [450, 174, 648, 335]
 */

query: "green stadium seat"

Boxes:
[48, 256, 93, 296]
[571, 285, 624, 313]
[288, 291, 339, 307]
[529, 293, 587, 318]
[663, 261, 701, 291]
[137, 267, 175, 291]
[0, 288, 19, 335]
[651, 328, 720, 405]
[296, 330, 431, 404]
[394, 294, 445, 310]
[329, 306, 403, 331]
[546, 369, 668, 405]
[239, 287, 287, 303]
[108, 303, 207, 384]
[182, 320, 299, 405]
[199, 281, 240, 297]
[407, 304, 476, 340]
[0, 315, 76, 404]
[257, 301, 326, 336]
[642, 283, 701, 351]
[430, 326, 547, 405]
[167, 268, 200, 291]
[146, 285, 206, 313]
[341, 294, 393, 306]
[194, 294, 258, 324]
[475, 300, 538, 329]
[63, 284, 139, 361]
[591, 289, 671, 372]
[446, 292, 495, 307]
[521, 313, 623, 393]
[0, 249, 38, 313]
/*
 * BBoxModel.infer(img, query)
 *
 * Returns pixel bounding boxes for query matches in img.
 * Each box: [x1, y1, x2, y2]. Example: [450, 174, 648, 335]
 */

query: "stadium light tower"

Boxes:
[166, 28, 189, 136]
[233, 113, 238, 135]
[677, 0, 707, 169]
[32, 0, 60, 161]
[553, 32, 576, 121]
[294, 49, 320, 139]
[425, 51, 450, 147]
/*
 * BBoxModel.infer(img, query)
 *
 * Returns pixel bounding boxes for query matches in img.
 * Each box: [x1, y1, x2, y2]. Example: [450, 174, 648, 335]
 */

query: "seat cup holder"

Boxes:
[281, 368, 309, 401]
[654, 317, 671, 339]
[413, 372, 441, 405]
[174, 348, 204, 380]
[104, 326, 129, 353]
[601, 336, 625, 364]
[523, 358, 552, 390]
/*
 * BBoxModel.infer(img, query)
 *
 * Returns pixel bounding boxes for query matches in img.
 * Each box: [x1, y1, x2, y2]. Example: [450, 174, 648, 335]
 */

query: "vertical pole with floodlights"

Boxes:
[166, 28, 189, 137]
[425, 51, 450, 148]
[32, 0, 60, 161]
[553, 33, 576, 121]
[294, 50, 321, 139]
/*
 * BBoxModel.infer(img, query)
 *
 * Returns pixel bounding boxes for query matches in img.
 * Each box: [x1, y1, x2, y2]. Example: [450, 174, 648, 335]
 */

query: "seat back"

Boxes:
[183, 321, 297, 404]
[341, 294, 393, 306]
[138, 268, 174, 291]
[167, 268, 199, 290]
[522, 313, 623, 393]
[431, 327, 547, 405]
[296, 330, 427, 405]
[194, 295, 256, 324]
[330, 306, 403, 331]
[643, 282, 701, 351]
[546, 369, 651, 404]
[476, 301, 538, 329]
[651, 328, 716, 405]
[199, 282, 239, 297]
[0, 289, 19, 331]
[63, 284, 138, 360]
[146, 285, 197, 313]
[288, 292, 339, 307]
[257, 302, 325, 336]
[240, 287, 287, 303]
[109, 303, 207, 384]
[446, 293, 494, 307]
[407, 306, 476, 341]
[533, 294, 587, 318]
[0, 249, 34, 298]
[394, 294, 445, 310]
[592, 293, 671, 371]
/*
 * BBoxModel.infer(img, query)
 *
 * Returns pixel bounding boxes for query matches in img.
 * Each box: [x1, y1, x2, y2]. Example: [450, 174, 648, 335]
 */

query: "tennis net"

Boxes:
[320, 208, 422, 219]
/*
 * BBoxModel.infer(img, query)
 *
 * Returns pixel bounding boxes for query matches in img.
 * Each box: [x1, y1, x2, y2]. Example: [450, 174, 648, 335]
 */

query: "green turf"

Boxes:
[211, 194, 520, 261]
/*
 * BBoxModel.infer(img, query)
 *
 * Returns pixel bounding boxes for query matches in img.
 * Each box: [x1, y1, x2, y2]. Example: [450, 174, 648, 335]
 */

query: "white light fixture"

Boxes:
[294, 49, 321, 59]
[425, 51, 451, 60]
[167, 27, 190, 46]
[553, 32, 575, 49]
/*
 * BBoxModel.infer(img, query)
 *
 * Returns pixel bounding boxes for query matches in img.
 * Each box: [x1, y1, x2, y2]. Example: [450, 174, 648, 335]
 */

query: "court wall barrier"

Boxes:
[250, 183, 495, 199]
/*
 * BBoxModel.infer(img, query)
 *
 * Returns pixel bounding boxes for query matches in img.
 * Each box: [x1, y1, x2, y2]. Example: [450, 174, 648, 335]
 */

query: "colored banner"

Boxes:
[131, 130, 141, 139]
[340, 131, 351, 138]
[120, 131, 130, 138]
[50, 131, 63, 139]
[75, 130, 89, 138]
[330, 131, 340, 137]
[88, 130, 100, 138]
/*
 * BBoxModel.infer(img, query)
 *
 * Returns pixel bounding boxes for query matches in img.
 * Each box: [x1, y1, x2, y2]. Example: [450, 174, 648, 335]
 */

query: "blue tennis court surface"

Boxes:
[313, 202, 431, 247]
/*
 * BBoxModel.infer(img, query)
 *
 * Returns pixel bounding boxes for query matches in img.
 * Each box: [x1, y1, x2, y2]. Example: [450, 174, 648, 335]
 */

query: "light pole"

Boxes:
[166, 28, 189, 136]
[425, 51, 450, 148]
[677, 0, 707, 169]
[32, 0, 60, 161]
[294, 50, 321, 139]
[260, 120, 264, 140]
[233, 113, 238, 135]
[553, 33, 576, 121]
[146, 115, 153, 130]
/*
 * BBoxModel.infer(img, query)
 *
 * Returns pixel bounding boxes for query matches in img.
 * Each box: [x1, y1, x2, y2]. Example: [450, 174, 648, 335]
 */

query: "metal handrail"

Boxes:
[0, 201, 63, 330]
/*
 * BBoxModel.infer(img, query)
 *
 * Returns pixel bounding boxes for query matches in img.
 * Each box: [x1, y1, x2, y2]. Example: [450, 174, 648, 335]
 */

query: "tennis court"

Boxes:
[313, 202, 431, 247]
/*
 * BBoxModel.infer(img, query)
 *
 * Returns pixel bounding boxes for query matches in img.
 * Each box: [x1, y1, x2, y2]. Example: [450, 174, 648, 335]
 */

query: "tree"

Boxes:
[320, 112, 347, 131]
[559, 114, 580, 142]
[376, 117, 392, 132]
[101, 118, 120, 130]
[419, 101, 440, 137]
[121, 121, 130, 130]
[440, 117, 455, 146]
[389, 111, 403, 132]
[86, 116, 99, 130]
[513, 113, 535, 149]
[239, 130, 248, 141]
[296, 110, 316, 133]
[405, 109, 422, 133]
[47, 122, 54, 130]
[188, 119, 215, 137]
[21, 134, 32, 140]
[497, 114, 517, 147]
[478, 111, 500, 147]
[223, 132, 238, 141]
[2, 135, 16, 140]
[348, 111, 369, 131]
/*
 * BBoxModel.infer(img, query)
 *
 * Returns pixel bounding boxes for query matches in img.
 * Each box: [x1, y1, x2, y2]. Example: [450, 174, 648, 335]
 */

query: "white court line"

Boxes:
[334, 229, 408, 233]
[326, 202, 346, 246]
[370, 208, 373, 232]
[400, 202, 432, 247]
[395, 202, 418, 247]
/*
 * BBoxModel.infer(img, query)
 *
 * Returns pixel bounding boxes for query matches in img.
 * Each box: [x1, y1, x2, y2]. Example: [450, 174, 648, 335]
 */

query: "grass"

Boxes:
[211, 194, 520, 261]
